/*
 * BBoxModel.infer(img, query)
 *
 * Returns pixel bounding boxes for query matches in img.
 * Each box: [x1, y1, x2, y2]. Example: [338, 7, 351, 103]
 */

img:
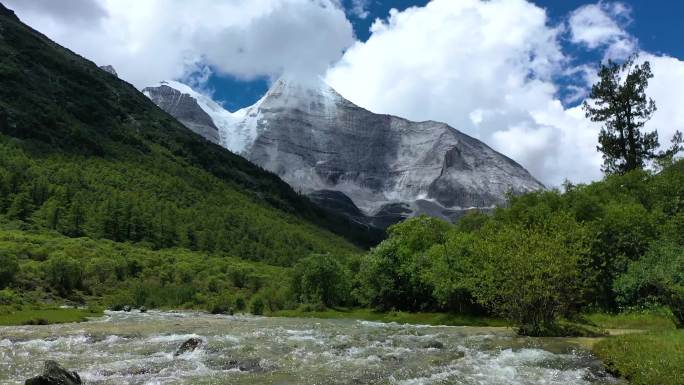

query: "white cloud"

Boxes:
[6, 0, 684, 187]
[350, 0, 370, 19]
[640, 54, 684, 154]
[568, 1, 636, 60]
[327, 0, 684, 186]
[327, 0, 603, 186]
[5, 0, 354, 88]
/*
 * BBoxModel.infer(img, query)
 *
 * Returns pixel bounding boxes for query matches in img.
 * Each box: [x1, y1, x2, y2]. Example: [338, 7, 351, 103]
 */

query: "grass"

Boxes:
[269, 307, 509, 327]
[593, 330, 684, 385]
[585, 310, 681, 385]
[0, 307, 104, 326]
[585, 309, 677, 331]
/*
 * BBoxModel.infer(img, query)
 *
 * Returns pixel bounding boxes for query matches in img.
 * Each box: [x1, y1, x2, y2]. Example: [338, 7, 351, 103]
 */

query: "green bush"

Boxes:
[209, 295, 234, 315]
[234, 295, 246, 311]
[467, 215, 590, 336]
[615, 242, 684, 327]
[0, 288, 20, 305]
[44, 253, 83, 295]
[359, 216, 450, 311]
[249, 294, 265, 315]
[0, 252, 19, 288]
[291, 254, 350, 307]
[423, 231, 481, 314]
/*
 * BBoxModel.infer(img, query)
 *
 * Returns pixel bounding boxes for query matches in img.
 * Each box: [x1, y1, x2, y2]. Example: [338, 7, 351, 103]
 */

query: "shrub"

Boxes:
[249, 294, 265, 315]
[615, 242, 684, 327]
[423, 231, 481, 314]
[358, 216, 450, 311]
[234, 295, 246, 311]
[44, 253, 83, 295]
[0, 288, 20, 305]
[209, 295, 234, 314]
[0, 252, 19, 288]
[469, 215, 590, 336]
[291, 253, 350, 307]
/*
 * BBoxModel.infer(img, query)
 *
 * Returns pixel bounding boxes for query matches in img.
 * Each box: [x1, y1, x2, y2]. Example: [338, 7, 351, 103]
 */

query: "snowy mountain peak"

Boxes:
[143, 80, 249, 151]
[144, 78, 545, 228]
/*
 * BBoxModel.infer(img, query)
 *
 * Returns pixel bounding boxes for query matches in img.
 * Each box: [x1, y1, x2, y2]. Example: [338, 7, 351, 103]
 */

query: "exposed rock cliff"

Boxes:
[146, 79, 544, 227]
[143, 82, 221, 144]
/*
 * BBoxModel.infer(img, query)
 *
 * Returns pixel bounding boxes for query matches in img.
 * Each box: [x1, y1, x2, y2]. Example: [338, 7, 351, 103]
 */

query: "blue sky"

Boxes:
[8, 0, 684, 185]
[209, 0, 684, 111]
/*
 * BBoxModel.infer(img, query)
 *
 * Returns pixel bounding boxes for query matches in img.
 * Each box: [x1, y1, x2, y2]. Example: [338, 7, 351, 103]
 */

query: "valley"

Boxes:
[1, 2, 684, 385]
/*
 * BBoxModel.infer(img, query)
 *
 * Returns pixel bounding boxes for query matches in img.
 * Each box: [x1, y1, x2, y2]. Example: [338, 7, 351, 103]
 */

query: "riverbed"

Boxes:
[0, 311, 625, 385]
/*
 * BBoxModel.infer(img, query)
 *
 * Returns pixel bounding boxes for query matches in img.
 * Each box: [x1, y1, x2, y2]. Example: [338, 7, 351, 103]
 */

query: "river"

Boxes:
[0, 310, 625, 385]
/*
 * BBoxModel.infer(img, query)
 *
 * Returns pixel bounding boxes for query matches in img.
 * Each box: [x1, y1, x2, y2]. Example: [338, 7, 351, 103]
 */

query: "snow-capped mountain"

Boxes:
[144, 78, 544, 228]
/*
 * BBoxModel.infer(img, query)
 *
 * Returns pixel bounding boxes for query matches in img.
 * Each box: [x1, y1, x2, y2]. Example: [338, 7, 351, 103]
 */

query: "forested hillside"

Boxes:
[0, 3, 378, 268]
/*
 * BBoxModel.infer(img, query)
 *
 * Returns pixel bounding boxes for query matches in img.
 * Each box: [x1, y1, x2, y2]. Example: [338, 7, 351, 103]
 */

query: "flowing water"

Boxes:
[0, 311, 625, 385]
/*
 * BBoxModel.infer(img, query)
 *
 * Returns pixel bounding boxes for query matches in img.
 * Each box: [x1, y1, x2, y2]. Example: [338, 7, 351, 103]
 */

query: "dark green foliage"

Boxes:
[583, 55, 683, 175]
[291, 254, 350, 307]
[44, 253, 83, 295]
[0, 230, 288, 311]
[359, 216, 451, 311]
[584, 56, 659, 174]
[0, 252, 19, 288]
[234, 296, 246, 311]
[467, 215, 590, 336]
[249, 294, 266, 315]
[356, 160, 684, 335]
[0, 144, 350, 261]
[0, 5, 378, 268]
[615, 242, 684, 327]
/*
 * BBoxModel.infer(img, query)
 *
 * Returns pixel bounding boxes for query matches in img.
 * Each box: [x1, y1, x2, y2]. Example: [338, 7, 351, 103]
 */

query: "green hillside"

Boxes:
[0, 3, 378, 270]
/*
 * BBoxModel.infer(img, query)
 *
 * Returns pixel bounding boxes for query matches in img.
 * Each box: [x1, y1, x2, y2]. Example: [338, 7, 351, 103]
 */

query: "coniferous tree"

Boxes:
[584, 56, 660, 174]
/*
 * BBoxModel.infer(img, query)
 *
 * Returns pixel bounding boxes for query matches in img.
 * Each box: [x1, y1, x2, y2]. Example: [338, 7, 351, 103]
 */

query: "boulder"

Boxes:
[422, 340, 445, 349]
[122, 305, 131, 312]
[139, 306, 147, 313]
[25, 360, 82, 385]
[174, 337, 203, 356]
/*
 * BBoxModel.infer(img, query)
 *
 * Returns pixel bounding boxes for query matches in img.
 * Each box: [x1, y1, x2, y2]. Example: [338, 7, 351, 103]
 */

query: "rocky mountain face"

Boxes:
[145, 79, 544, 228]
[143, 82, 220, 144]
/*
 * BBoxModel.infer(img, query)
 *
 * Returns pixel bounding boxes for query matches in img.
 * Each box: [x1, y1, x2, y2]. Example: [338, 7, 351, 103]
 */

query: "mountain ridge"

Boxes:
[146, 77, 544, 227]
[0, 2, 382, 261]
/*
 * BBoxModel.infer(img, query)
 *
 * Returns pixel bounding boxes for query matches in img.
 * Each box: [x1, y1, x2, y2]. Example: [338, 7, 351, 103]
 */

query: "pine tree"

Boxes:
[584, 56, 659, 174]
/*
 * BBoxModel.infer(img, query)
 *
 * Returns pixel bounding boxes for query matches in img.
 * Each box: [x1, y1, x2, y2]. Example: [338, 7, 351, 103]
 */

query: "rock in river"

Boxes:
[175, 337, 203, 356]
[25, 360, 82, 385]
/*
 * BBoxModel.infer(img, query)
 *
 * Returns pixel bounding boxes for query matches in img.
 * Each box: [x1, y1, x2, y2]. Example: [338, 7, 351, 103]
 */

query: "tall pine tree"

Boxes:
[584, 56, 659, 174]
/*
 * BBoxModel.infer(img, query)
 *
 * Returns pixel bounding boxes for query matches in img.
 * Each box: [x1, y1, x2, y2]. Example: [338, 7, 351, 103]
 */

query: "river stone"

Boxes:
[25, 360, 82, 385]
[123, 305, 131, 312]
[422, 340, 445, 349]
[174, 337, 203, 356]
[139, 306, 147, 313]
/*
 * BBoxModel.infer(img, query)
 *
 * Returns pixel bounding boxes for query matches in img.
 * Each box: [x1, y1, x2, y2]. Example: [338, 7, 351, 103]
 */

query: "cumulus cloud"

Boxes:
[639, 54, 684, 154]
[6, 0, 684, 186]
[568, 1, 636, 60]
[327, 0, 602, 185]
[327, 0, 684, 186]
[5, 0, 354, 88]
